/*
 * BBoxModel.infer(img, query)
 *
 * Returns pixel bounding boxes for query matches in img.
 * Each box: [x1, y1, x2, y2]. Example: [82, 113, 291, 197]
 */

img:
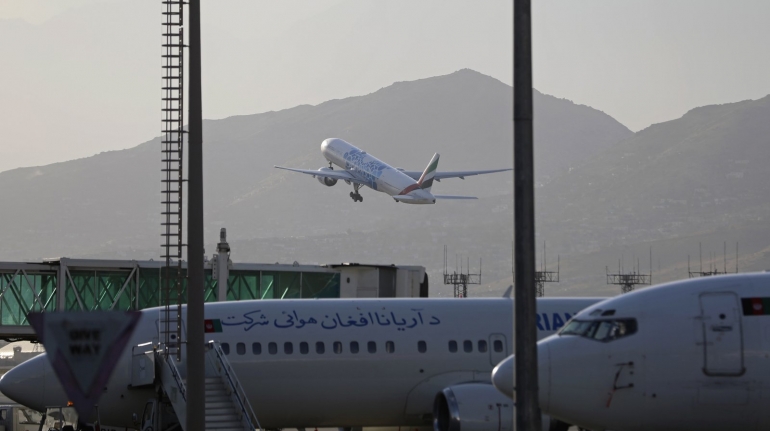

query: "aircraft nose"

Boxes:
[492, 355, 514, 398]
[0, 354, 62, 411]
[492, 344, 551, 408]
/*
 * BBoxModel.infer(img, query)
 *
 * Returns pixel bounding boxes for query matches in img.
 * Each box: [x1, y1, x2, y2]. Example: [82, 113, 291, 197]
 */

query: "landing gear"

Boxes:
[349, 184, 363, 202]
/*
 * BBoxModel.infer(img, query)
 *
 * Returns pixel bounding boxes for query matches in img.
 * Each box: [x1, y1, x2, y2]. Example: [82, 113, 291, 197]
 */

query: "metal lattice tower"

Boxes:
[533, 242, 559, 297]
[607, 249, 652, 294]
[160, 0, 186, 361]
[534, 269, 558, 297]
[688, 242, 739, 279]
[607, 272, 650, 294]
[442, 246, 481, 298]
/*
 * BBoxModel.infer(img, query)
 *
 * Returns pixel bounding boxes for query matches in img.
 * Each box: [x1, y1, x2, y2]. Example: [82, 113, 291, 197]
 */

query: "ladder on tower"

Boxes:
[161, 0, 186, 361]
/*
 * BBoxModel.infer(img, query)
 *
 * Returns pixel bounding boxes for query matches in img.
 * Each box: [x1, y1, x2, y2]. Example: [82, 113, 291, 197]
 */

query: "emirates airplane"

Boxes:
[275, 138, 511, 203]
[0, 297, 600, 431]
[492, 272, 770, 431]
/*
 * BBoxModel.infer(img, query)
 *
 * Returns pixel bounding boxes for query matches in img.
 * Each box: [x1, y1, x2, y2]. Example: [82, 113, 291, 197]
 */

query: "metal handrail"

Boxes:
[206, 341, 262, 431]
[163, 351, 187, 402]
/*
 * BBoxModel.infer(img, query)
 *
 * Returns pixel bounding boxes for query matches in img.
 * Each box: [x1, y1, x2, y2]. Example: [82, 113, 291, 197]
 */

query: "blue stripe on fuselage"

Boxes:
[536, 312, 572, 332]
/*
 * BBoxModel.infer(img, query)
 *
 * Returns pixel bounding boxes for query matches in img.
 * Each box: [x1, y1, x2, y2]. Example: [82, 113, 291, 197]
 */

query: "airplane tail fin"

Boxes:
[418, 153, 440, 192]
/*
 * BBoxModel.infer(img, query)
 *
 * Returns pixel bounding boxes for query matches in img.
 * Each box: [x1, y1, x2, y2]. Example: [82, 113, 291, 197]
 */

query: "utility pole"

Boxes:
[513, 0, 541, 429]
[186, 1, 205, 431]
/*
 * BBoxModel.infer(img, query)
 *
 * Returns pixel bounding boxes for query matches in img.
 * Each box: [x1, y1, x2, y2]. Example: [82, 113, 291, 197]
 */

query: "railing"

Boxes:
[163, 352, 187, 402]
[206, 341, 262, 431]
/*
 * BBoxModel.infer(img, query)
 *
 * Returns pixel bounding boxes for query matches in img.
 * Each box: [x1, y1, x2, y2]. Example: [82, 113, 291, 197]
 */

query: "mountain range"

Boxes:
[1, 69, 768, 297]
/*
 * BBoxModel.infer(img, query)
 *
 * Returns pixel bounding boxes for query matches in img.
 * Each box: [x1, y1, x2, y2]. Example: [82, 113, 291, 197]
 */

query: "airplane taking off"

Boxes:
[275, 138, 511, 203]
[0, 297, 601, 431]
[492, 272, 770, 431]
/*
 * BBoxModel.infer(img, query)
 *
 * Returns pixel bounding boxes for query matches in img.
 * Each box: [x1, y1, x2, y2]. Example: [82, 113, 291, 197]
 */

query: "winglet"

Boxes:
[418, 153, 440, 193]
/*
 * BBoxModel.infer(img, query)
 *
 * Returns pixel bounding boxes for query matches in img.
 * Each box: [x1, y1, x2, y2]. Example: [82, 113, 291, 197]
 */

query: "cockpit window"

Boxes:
[559, 318, 637, 342]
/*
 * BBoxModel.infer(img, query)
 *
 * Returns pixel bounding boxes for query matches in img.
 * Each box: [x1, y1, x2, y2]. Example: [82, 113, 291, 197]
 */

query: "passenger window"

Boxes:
[418, 340, 427, 353]
[449, 340, 458, 353]
[284, 342, 293, 354]
[316, 341, 325, 354]
[368, 341, 377, 353]
[478, 340, 488, 353]
[350, 341, 359, 354]
[252, 342, 261, 355]
[300, 342, 309, 354]
[236, 342, 245, 355]
[386, 341, 395, 353]
[493, 340, 504, 353]
[334, 341, 343, 354]
[463, 340, 473, 353]
[221, 343, 230, 355]
[268, 342, 277, 355]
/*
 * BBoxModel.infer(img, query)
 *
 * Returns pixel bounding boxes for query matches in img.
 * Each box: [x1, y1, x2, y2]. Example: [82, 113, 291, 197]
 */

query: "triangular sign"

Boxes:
[28, 311, 141, 421]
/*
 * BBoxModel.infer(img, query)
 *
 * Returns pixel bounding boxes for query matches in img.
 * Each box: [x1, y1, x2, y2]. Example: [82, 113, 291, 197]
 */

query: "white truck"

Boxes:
[0, 405, 47, 431]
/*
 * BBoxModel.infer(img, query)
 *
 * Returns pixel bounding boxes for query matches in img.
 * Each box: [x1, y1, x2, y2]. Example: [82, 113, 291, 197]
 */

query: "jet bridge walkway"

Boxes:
[0, 253, 426, 341]
[0, 228, 427, 341]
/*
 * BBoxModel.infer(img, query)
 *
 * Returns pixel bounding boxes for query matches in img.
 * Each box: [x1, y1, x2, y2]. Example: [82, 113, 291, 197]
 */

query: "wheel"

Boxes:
[358, 195, 363, 202]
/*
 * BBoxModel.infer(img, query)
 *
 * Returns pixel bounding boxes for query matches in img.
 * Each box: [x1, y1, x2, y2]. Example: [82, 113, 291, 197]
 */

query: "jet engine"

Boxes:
[315, 167, 337, 187]
[433, 384, 568, 431]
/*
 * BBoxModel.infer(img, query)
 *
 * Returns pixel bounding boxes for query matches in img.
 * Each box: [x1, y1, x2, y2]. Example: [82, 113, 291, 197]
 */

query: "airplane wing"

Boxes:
[433, 195, 478, 200]
[274, 166, 364, 184]
[400, 168, 511, 181]
[392, 194, 477, 202]
[392, 195, 419, 203]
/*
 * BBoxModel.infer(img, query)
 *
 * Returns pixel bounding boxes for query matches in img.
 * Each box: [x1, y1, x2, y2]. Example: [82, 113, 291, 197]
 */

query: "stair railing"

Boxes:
[205, 341, 262, 431]
[156, 350, 188, 431]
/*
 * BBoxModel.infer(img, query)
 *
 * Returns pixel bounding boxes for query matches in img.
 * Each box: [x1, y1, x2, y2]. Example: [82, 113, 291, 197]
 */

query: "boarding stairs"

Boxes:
[155, 342, 262, 431]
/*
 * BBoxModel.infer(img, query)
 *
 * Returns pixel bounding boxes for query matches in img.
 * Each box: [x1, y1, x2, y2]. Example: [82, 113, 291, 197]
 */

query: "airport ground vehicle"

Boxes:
[0, 405, 44, 431]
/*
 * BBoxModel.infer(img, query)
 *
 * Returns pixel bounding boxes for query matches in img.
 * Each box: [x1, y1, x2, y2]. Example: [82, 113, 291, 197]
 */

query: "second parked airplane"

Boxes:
[275, 138, 511, 203]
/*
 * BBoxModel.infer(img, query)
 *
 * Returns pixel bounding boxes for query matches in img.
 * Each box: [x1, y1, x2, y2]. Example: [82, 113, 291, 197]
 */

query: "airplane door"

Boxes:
[489, 333, 508, 366]
[699, 292, 745, 376]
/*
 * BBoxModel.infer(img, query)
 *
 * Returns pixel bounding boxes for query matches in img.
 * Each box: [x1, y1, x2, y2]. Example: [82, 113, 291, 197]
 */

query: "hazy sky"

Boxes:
[0, 0, 768, 173]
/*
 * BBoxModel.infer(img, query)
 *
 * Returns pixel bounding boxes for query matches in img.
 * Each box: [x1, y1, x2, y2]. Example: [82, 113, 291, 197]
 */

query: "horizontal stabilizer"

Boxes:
[392, 195, 419, 202]
[433, 195, 478, 200]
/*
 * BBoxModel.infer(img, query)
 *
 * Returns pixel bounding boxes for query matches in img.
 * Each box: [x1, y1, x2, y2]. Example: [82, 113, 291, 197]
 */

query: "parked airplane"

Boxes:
[275, 138, 511, 203]
[492, 272, 770, 431]
[0, 297, 601, 431]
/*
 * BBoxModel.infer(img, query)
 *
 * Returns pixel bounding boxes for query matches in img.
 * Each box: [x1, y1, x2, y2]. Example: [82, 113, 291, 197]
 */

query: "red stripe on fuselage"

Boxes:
[398, 184, 421, 195]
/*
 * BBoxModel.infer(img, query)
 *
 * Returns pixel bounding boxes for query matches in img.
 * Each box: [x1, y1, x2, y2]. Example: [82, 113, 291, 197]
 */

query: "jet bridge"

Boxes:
[0, 235, 426, 340]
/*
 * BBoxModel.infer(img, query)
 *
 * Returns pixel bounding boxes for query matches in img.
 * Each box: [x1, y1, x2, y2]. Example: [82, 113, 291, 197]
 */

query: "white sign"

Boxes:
[28, 311, 141, 420]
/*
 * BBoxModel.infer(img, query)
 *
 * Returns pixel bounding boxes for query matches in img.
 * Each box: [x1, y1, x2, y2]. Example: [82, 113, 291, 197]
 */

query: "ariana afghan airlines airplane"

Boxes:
[274, 138, 511, 203]
[492, 272, 770, 431]
[0, 297, 601, 431]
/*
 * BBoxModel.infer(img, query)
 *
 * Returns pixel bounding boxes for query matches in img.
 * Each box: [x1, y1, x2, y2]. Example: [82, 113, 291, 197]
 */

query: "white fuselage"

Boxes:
[0, 297, 599, 429]
[321, 138, 436, 203]
[493, 272, 770, 431]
